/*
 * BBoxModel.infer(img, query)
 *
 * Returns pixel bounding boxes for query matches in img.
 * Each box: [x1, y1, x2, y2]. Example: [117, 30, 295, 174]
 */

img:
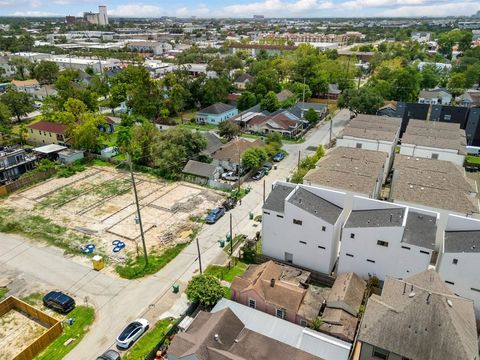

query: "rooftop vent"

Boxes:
[426, 292, 431, 304]
[447, 299, 453, 307]
[270, 278, 275, 287]
[409, 291, 416, 298]
[214, 334, 220, 342]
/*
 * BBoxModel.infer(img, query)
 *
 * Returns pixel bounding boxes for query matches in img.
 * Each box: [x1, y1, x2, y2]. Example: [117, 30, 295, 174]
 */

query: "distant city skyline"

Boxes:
[1, 0, 480, 19]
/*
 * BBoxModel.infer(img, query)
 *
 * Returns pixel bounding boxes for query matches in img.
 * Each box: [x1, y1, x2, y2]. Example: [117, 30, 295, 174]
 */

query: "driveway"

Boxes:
[0, 109, 351, 359]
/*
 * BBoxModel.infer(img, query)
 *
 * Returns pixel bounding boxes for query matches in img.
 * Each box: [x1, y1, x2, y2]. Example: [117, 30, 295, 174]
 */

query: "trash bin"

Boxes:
[92, 255, 105, 271]
[226, 234, 232, 242]
[249, 212, 254, 220]
[172, 284, 179, 293]
[219, 240, 225, 248]
[245, 187, 251, 194]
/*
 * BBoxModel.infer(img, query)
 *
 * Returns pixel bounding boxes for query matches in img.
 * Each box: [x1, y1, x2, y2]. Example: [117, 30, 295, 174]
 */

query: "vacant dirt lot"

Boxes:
[0, 309, 47, 360]
[3, 166, 225, 263]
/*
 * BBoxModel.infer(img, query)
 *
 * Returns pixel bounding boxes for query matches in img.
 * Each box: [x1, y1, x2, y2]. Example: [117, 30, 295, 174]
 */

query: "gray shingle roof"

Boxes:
[263, 184, 295, 213]
[401, 210, 437, 250]
[358, 270, 478, 360]
[345, 208, 405, 228]
[199, 102, 235, 115]
[444, 231, 480, 253]
[287, 187, 343, 225]
[182, 160, 219, 178]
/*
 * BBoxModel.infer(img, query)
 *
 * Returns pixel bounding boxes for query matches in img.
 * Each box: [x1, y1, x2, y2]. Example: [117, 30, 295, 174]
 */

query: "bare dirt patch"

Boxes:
[0, 309, 48, 360]
[2, 166, 226, 267]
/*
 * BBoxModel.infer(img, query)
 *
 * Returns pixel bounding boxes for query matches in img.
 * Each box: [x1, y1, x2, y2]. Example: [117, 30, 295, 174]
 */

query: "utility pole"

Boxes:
[196, 237, 202, 274]
[229, 213, 233, 256]
[301, 77, 306, 119]
[127, 154, 148, 267]
[236, 137, 241, 196]
[263, 179, 266, 204]
[297, 150, 301, 169]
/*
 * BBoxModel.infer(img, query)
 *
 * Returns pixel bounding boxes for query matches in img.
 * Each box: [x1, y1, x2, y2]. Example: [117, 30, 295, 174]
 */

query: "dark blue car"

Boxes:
[43, 291, 75, 314]
[206, 208, 225, 224]
[273, 152, 285, 162]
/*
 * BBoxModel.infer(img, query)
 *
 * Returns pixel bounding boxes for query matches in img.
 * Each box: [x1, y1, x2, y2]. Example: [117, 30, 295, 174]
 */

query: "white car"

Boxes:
[116, 318, 149, 349]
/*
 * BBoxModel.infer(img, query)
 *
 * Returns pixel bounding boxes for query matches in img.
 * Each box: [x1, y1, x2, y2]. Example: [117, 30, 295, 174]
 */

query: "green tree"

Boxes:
[70, 114, 105, 152]
[1, 88, 34, 121]
[0, 102, 12, 126]
[420, 65, 440, 89]
[288, 82, 312, 100]
[218, 121, 240, 140]
[241, 147, 268, 170]
[447, 73, 467, 97]
[237, 91, 257, 111]
[338, 88, 384, 115]
[391, 67, 421, 102]
[8, 57, 32, 80]
[202, 77, 231, 106]
[185, 274, 224, 308]
[305, 108, 319, 124]
[260, 91, 280, 112]
[32, 60, 59, 84]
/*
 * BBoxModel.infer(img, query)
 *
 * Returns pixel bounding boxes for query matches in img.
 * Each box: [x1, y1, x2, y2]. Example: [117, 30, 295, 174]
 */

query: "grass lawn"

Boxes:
[123, 318, 174, 360]
[35, 306, 95, 360]
[0, 287, 9, 300]
[222, 286, 232, 299]
[0, 208, 91, 255]
[115, 242, 190, 279]
[177, 122, 218, 132]
[204, 260, 248, 282]
[21, 292, 44, 306]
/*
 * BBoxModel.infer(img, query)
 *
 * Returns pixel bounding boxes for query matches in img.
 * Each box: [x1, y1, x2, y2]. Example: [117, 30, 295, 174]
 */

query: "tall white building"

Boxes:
[262, 181, 346, 275]
[337, 196, 439, 281]
[437, 214, 480, 317]
[98, 6, 108, 26]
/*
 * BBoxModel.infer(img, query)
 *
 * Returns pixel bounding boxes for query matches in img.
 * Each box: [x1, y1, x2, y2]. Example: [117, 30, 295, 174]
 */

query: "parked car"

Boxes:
[206, 207, 226, 224]
[272, 152, 285, 162]
[116, 319, 149, 349]
[222, 197, 237, 211]
[43, 291, 75, 314]
[261, 162, 273, 171]
[97, 349, 121, 360]
[221, 171, 239, 181]
[252, 168, 267, 180]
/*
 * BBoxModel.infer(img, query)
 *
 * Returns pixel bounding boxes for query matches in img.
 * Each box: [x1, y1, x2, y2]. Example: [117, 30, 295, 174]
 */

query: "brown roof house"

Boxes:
[167, 307, 324, 360]
[246, 112, 303, 137]
[211, 137, 264, 172]
[352, 270, 479, 360]
[319, 272, 366, 343]
[27, 121, 68, 146]
[231, 260, 329, 327]
[11, 79, 40, 93]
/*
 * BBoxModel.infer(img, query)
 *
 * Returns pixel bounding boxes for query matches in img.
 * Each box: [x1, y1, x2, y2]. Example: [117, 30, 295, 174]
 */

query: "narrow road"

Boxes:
[0, 109, 351, 359]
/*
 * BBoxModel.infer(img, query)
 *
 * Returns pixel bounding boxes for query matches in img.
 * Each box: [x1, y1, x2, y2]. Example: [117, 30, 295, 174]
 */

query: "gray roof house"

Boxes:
[354, 270, 478, 360]
[182, 160, 222, 181]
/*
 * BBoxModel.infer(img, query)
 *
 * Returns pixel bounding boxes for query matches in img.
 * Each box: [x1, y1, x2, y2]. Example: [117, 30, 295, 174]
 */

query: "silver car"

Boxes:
[116, 318, 149, 349]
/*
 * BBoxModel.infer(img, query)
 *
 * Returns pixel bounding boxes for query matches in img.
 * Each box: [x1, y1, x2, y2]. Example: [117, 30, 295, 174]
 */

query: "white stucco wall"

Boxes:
[399, 144, 465, 166]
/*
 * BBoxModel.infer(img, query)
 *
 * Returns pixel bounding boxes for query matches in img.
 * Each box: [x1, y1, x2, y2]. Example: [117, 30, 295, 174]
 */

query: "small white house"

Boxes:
[337, 196, 439, 281]
[418, 89, 452, 105]
[58, 149, 84, 164]
[262, 181, 346, 275]
[437, 214, 480, 317]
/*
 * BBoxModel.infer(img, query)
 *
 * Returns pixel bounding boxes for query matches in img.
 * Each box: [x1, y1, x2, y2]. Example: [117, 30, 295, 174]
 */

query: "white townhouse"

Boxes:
[262, 181, 346, 275]
[337, 196, 439, 281]
[437, 214, 480, 317]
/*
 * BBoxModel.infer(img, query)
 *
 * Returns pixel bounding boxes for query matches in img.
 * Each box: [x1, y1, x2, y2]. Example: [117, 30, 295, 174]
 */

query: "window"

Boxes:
[350, 233, 355, 239]
[293, 219, 302, 225]
[420, 250, 430, 255]
[276, 214, 284, 218]
[318, 245, 325, 249]
[445, 280, 455, 285]
[356, 143, 362, 149]
[299, 241, 307, 245]
[401, 246, 411, 250]
[321, 226, 326, 231]
[264, 211, 270, 215]
[346, 253, 354, 257]
[300, 320, 308, 327]
[248, 298, 256, 309]
[372, 347, 389, 360]
[377, 240, 389, 247]
[367, 259, 376, 263]
[30, 129, 33, 133]
[276, 308, 285, 319]
[452, 258, 458, 265]
[444, 114, 451, 121]
[431, 153, 439, 160]
[285, 252, 293, 264]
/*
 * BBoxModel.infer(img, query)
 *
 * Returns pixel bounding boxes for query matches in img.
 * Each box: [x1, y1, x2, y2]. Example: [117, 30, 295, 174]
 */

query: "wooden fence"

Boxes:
[0, 169, 56, 196]
[0, 296, 63, 360]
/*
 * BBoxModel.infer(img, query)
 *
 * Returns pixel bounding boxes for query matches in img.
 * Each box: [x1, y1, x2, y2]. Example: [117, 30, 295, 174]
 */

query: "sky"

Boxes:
[3, 0, 480, 18]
